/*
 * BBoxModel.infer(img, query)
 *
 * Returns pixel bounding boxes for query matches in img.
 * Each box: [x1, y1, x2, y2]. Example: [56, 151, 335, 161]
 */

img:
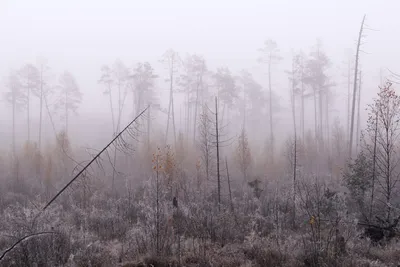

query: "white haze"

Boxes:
[1, 0, 400, 149]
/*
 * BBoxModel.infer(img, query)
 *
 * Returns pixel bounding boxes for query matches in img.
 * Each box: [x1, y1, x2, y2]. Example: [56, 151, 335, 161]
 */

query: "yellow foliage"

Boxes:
[309, 215, 315, 225]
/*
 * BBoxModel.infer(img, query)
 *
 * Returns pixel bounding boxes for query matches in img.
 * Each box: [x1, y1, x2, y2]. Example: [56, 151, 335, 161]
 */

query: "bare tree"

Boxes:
[258, 39, 282, 163]
[349, 14, 366, 158]
[161, 49, 180, 148]
[356, 70, 362, 154]
[34, 59, 52, 151]
[215, 97, 221, 210]
[4, 72, 26, 158]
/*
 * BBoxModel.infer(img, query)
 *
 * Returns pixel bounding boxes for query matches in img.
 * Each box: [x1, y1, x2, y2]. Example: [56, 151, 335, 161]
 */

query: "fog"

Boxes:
[1, 1, 399, 144]
[2, 1, 400, 266]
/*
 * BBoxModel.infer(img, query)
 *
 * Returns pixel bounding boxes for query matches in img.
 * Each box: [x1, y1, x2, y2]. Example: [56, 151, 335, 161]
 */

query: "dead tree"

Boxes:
[290, 56, 298, 226]
[162, 49, 180, 148]
[225, 157, 234, 213]
[215, 97, 221, 210]
[356, 70, 362, 154]
[42, 106, 149, 210]
[349, 14, 366, 158]
[258, 39, 282, 163]
[4, 72, 26, 159]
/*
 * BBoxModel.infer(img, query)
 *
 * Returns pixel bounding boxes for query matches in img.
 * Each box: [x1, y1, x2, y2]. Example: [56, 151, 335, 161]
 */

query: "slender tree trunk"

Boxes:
[301, 59, 305, 141]
[349, 15, 366, 158]
[243, 81, 247, 129]
[193, 73, 203, 145]
[166, 81, 172, 145]
[369, 112, 378, 222]
[147, 104, 151, 151]
[171, 82, 177, 148]
[156, 157, 160, 255]
[112, 81, 123, 196]
[117, 82, 122, 131]
[38, 67, 44, 151]
[12, 94, 16, 159]
[301, 85, 305, 141]
[187, 89, 190, 141]
[215, 97, 221, 211]
[65, 90, 68, 136]
[293, 137, 297, 223]
[241, 128, 247, 184]
[27, 83, 30, 142]
[166, 62, 177, 148]
[319, 89, 323, 147]
[225, 157, 234, 212]
[291, 62, 297, 227]
[108, 84, 115, 133]
[347, 59, 351, 144]
[356, 70, 362, 154]
[314, 88, 318, 139]
[326, 92, 330, 151]
[268, 56, 274, 163]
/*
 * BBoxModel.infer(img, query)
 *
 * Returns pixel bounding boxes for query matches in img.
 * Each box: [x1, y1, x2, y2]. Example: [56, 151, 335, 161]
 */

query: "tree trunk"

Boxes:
[156, 157, 160, 255]
[65, 90, 68, 136]
[314, 87, 318, 139]
[166, 62, 177, 148]
[187, 89, 190, 142]
[226, 157, 234, 212]
[166, 80, 172, 145]
[319, 88, 323, 148]
[215, 97, 221, 211]
[369, 112, 378, 221]
[325, 92, 330, 151]
[12, 93, 16, 159]
[347, 59, 351, 144]
[301, 83, 305, 141]
[356, 70, 362, 154]
[291, 60, 297, 227]
[171, 81, 177, 148]
[27, 82, 30, 142]
[38, 67, 43, 151]
[193, 73, 203, 145]
[147, 104, 151, 151]
[109, 84, 115, 133]
[268, 56, 274, 163]
[300, 58, 305, 141]
[349, 14, 366, 158]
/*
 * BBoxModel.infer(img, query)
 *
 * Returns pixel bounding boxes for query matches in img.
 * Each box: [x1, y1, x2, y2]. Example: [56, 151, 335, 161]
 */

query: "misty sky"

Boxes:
[0, 0, 399, 132]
